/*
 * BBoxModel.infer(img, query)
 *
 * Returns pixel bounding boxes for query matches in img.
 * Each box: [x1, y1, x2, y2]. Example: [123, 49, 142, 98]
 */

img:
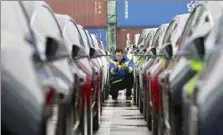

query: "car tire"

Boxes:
[170, 106, 181, 135]
[65, 103, 74, 135]
[100, 91, 103, 114]
[87, 96, 93, 135]
[93, 92, 101, 131]
[152, 113, 159, 135]
[133, 82, 137, 105]
[136, 80, 140, 107]
[56, 104, 66, 135]
[158, 116, 165, 135]
[147, 106, 152, 131]
[80, 96, 88, 135]
[139, 99, 143, 114]
[143, 89, 148, 120]
[105, 85, 109, 100]
[56, 103, 74, 135]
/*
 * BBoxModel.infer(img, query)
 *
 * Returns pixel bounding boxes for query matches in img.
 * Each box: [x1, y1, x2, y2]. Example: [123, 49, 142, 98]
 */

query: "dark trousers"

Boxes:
[110, 73, 134, 98]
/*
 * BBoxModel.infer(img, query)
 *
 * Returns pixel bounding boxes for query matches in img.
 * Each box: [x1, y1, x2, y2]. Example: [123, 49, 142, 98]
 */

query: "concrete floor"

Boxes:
[94, 91, 151, 135]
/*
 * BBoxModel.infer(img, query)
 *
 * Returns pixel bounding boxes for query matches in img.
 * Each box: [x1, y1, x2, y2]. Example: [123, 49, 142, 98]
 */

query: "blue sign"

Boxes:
[86, 28, 107, 49]
[117, 1, 189, 28]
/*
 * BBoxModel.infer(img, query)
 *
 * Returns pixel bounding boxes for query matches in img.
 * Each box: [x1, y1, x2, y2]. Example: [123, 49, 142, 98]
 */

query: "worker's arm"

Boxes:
[122, 59, 134, 73]
[110, 61, 120, 75]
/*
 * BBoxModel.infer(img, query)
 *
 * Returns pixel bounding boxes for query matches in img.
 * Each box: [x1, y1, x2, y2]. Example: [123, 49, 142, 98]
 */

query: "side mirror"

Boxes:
[159, 43, 173, 60]
[89, 47, 105, 58]
[105, 51, 111, 56]
[177, 36, 205, 60]
[133, 49, 140, 55]
[72, 44, 80, 58]
[45, 37, 59, 61]
[72, 44, 88, 59]
[138, 44, 144, 49]
[132, 44, 137, 49]
[105, 51, 108, 56]
[90, 47, 96, 57]
[150, 47, 157, 56]
[125, 46, 130, 52]
[137, 48, 146, 56]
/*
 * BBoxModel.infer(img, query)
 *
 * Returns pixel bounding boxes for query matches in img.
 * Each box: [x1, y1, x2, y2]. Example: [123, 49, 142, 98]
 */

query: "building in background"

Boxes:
[116, 28, 143, 51]
[46, 0, 107, 28]
[46, 0, 191, 52]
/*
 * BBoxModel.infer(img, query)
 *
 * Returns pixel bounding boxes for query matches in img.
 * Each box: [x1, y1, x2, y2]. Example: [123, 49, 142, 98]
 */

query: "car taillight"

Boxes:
[45, 87, 55, 104]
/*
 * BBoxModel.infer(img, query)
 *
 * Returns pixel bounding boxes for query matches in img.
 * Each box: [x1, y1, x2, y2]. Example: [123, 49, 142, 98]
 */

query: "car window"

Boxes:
[30, 6, 60, 38]
[63, 21, 82, 47]
[1, 1, 30, 40]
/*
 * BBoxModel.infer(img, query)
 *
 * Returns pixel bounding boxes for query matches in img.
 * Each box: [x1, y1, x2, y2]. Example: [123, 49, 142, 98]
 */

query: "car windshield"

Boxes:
[167, 23, 178, 43]
[27, 4, 68, 54]
[78, 27, 90, 53]
[91, 35, 100, 48]
[152, 28, 161, 48]
[30, 6, 61, 38]
[180, 5, 206, 48]
[145, 33, 153, 48]
[64, 21, 82, 46]
[1, 1, 31, 41]
[137, 32, 145, 45]
[86, 32, 95, 48]
[163, 21, 176, 44]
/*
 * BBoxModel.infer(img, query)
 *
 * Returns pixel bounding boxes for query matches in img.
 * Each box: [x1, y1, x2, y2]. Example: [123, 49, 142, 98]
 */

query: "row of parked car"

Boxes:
[2, 1, 111, 135]
[126, 1, 223, 135]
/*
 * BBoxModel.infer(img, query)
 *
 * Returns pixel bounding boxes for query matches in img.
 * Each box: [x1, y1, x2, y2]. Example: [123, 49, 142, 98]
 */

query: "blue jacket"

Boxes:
[110, 56, 134, 84]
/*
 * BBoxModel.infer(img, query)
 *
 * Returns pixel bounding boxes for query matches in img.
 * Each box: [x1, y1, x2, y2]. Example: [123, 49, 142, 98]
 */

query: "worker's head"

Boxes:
[115, 48, 124, 62]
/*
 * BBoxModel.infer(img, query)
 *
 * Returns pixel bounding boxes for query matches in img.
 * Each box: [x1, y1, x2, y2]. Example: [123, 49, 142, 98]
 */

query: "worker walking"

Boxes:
[109, 48, 134, 100]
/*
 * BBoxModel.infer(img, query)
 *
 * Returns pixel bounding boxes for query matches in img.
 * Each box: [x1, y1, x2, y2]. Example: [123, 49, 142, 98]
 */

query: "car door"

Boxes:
[1, 1, 45, 135]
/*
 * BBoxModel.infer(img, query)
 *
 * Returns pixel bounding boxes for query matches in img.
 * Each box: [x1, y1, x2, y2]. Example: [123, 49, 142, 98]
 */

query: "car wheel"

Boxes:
[158, 116, 164, 135]
[139, 99, 143, 114]
[80, 96, 88, 135]
[100, 91, 103, 114]
[65, 103, 74, 135]
[152, 110, 159, 135]
[136, 80, 140, 107]
[56, 104, 66, 135]
[105, 84, 110, 100]
[87, 96, 93, 135]
[170, 106, 181, 135]
[147, 105, 152, 130]
[93, 92, 101, 131]
[133, 82, 137, 105]
[143, 89, 148, 120]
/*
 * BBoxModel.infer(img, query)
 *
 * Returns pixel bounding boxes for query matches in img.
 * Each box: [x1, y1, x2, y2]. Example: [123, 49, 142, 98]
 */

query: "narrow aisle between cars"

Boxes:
[95, 91, 151, 135]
